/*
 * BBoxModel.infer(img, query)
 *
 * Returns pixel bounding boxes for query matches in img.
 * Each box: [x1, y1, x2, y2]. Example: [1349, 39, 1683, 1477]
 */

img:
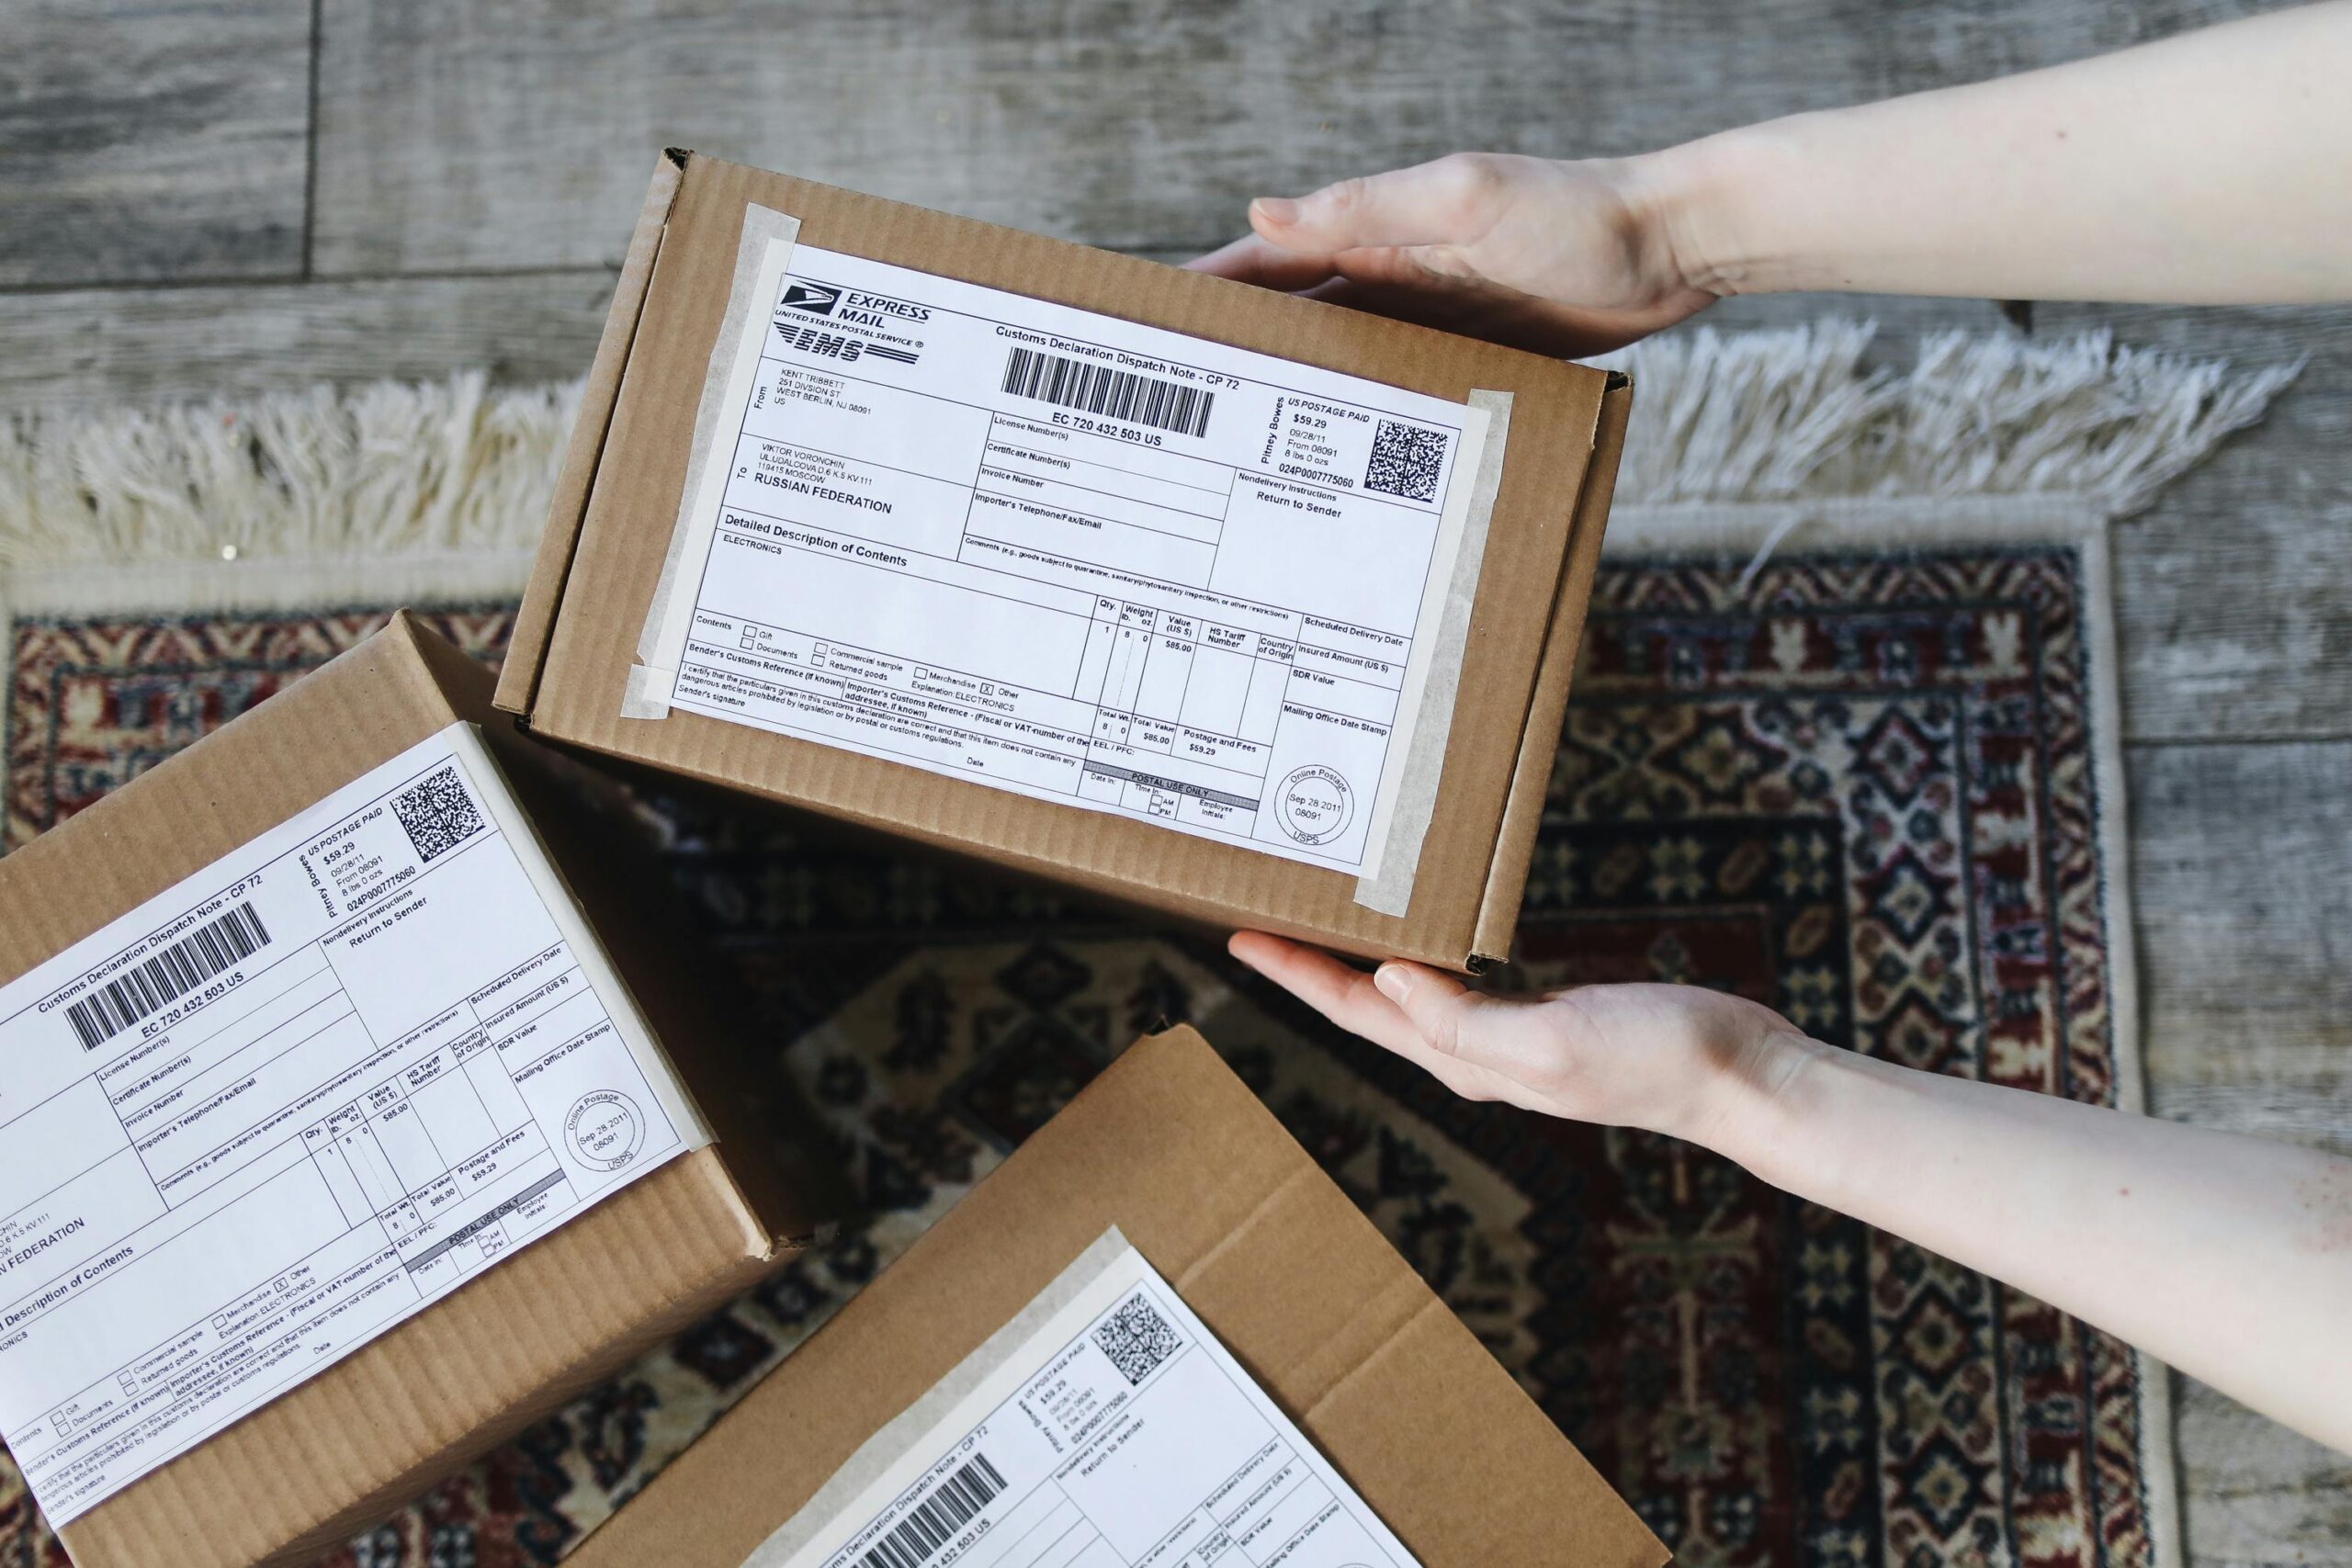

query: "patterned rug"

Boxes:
[0, 547, 2163, 1568]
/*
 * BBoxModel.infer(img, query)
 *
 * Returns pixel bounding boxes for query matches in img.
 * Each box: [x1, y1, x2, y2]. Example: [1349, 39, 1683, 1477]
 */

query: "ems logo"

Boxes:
[778, 282, 841, 315]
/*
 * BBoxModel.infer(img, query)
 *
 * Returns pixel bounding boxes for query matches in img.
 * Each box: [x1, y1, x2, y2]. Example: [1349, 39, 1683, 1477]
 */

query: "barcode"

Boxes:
[66, 902, 271, 1051]
[1001, 347, 1213, 437]
[858, 1454, 1008, 1568]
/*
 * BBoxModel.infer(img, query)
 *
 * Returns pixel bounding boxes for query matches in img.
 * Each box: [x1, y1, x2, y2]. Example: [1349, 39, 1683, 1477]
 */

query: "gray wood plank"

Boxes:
[2037, 303, 2352, 747]
[2177, 1376, 2352, 1568]
[2128, 738, 2352, 1146]
[0, 272, 613, 412]
[310, 0, 2275, 276]
[0, 0, 312, 288]
[2124, 739, 2352, 1562]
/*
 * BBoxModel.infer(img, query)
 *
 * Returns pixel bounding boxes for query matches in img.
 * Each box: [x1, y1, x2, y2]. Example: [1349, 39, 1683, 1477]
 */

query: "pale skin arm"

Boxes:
[1203, 1, 2352, 1454]
[1228, 933, 2352, 1454]
[1189, 3, 2352, 354]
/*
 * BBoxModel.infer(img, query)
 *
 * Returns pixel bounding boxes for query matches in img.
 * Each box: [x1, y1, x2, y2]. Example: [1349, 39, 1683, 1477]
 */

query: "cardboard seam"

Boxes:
[1169, 1163, 1320, 1292]
[627, 201, 804, 718]
[1298, 1292, 1453, 1424]
[1466, 374, 1625, 964]
[1468, 555, 1579, 964]
[497, 157, 688, 721]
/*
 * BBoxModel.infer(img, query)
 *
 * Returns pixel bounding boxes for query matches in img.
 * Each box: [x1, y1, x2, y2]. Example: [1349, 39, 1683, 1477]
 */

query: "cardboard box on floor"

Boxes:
[565, 1027, 1667, 1568]
[494, 151, 1632, 972]
[0, 615, 838, 1568]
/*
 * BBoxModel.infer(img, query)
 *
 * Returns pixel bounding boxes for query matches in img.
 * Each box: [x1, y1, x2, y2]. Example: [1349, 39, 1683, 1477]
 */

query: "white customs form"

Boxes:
[0, 725, 705, 1525]
[745, 1231, 1419, 1568]
[633, 238, 1494, 882]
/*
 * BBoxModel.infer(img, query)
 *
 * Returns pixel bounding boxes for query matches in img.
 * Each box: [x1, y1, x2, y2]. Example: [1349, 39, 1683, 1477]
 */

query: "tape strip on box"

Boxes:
[1350, 389, 1510, 915]
[625, 204, 803, 719]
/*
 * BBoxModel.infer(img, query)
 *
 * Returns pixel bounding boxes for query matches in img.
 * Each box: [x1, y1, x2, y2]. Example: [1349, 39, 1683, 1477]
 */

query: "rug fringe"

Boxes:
[0, 324, 2298, 570]
[0, 373, 580, 569]
[1600, 321, 2301, 517]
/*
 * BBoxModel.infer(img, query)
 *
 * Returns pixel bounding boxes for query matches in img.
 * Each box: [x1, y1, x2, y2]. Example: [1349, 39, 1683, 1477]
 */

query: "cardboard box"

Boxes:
[0, 615, 837, 1568]
[496, 152, 1631, 971]
[565, 1027, 1666, 1568]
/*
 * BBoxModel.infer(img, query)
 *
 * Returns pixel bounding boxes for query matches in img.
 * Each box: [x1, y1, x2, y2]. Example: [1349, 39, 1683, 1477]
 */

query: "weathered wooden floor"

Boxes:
[5, 2, 2346, 1559]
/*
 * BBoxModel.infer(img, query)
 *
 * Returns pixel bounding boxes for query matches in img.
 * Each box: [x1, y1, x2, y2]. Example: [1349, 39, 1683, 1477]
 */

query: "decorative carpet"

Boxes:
[0, 543, 2164, 1568]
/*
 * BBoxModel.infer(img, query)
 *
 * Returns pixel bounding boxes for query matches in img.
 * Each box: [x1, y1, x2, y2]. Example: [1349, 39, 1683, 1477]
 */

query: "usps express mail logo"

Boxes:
[778, 281, 841, 315]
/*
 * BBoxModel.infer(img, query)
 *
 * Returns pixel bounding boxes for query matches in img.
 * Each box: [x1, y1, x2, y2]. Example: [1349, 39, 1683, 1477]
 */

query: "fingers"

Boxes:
[1226, 931, 1420, 1056]
[1249, 156, 1491, 257]
[1226, 934, 1518, 1104]
[1183, 234, 1341, 292]
[1372, 960, 1494, 1059]
[1185, 237, 1476, 314]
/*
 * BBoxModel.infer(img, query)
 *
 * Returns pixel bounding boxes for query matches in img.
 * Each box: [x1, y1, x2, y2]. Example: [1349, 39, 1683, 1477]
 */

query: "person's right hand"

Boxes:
[1186, 152, 1720, 357]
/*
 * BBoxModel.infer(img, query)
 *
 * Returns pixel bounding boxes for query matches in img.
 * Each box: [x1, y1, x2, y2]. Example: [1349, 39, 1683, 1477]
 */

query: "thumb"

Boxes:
[1374, 961, 1497, 1062]
[1250, 161, 1465, 255]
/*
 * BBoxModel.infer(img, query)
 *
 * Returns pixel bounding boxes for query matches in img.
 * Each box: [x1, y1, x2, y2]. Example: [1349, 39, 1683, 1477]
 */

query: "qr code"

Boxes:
[1363, 419, 1448, 502]
[1092, 1292, 1183, 1386]
[391, 765, 484, 863]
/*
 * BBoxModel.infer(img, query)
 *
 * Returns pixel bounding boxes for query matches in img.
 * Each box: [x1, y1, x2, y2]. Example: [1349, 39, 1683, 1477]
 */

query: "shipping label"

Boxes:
[0, 724, 704, 1524]
[746, 1235, 1419, 1568]
[636, 242, 1492, 881]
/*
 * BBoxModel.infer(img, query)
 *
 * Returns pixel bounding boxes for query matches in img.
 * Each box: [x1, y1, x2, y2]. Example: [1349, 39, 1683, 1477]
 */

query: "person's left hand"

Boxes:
[1184, 152, 1719, 356]
[1227, 931, 1818, 1149]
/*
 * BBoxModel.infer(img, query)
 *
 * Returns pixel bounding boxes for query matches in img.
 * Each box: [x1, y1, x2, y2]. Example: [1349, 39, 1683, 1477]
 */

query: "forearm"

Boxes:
[1646, 2, 2352, 304]
[1714, 1040, 2352, 1449]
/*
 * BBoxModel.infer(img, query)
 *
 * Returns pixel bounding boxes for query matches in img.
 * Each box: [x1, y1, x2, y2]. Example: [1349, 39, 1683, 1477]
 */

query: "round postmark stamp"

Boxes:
[1275, 763, 1354, 846]
[564, 1089, 645, 1172]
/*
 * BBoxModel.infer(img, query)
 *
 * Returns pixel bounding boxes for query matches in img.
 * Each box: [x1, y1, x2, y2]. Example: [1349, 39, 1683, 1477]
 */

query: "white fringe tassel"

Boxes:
[0, 372, 581, 570]
[0, 324, 2297, 570]
[1601, 321, 2300, 518]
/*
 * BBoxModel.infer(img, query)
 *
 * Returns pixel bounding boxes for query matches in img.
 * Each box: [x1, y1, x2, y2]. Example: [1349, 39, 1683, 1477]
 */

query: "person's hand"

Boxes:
[1227, 931, 1819, 1149]
[1186, 152, 1719, 357]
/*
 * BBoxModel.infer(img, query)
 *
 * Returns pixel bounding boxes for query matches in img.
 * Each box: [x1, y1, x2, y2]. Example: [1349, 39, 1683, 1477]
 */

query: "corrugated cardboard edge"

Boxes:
[494, 150, 690, 720]
[1469, 372, 1633, 965]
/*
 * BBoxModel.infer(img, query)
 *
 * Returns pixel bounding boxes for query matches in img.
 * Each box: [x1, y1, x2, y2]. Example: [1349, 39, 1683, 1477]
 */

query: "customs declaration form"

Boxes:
[635, 238, 1493, 880]
[0, 726, 702, 1524]
[750, 1235, 1418, 1568]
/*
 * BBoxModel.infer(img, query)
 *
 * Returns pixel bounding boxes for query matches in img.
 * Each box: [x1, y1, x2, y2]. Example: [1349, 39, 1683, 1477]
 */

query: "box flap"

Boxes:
[1471, 372, 1633, 963]
[564, 1027, 1667, 1568]
[494, 151, 691, 721]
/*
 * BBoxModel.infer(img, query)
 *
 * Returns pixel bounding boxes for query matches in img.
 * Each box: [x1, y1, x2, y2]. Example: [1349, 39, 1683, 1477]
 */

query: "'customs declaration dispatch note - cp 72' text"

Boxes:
[633, 239, 1493, 883]
[0, 725, 705, 1526]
